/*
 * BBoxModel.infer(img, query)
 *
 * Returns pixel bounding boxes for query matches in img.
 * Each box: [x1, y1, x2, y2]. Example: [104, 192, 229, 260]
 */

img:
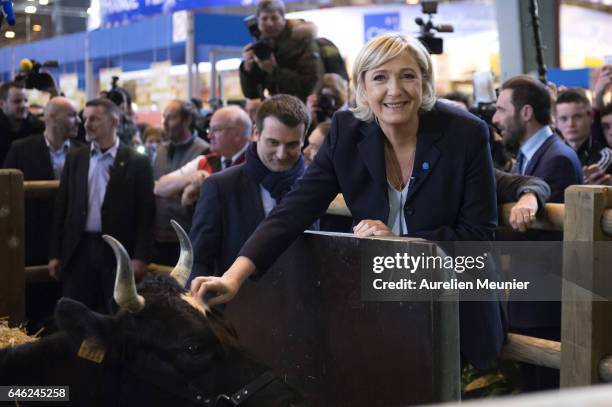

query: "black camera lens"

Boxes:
[253, 40, 273, 60]
[317, 94, 336, 112]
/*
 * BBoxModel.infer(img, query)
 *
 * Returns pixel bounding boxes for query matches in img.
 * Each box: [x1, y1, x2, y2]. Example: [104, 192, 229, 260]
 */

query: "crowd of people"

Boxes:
[2, 0, 612, 395]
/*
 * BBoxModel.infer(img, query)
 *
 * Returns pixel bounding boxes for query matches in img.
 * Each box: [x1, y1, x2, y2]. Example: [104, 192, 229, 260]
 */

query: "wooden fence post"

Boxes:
[0, 170, 25, 326]
[561, 185, 612, 387]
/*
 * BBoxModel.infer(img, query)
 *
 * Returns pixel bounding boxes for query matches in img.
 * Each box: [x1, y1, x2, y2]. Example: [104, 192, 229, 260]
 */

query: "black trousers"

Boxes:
[62, 233, 117, 314]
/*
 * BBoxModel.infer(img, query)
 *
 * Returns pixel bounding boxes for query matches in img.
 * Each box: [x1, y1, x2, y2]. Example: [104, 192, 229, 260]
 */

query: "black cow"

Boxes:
[0, 221, 307, 407]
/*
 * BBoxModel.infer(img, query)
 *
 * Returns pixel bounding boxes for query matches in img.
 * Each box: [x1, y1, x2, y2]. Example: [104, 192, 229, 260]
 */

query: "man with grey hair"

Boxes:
[187, 94, 309, 285]
[154, 105, 252, 207]
[240, 0, 323, 102]
[152, 99, 210, 265]
[49, 98, 154, 314]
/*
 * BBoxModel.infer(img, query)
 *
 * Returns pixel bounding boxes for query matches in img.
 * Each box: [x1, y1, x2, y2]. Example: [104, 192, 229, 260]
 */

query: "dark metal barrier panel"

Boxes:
[225, 232, 460, 406]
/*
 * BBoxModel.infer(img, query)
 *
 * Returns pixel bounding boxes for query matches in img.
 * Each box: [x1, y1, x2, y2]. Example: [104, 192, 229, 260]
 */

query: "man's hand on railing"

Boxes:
[48, 258, 61, 280]
[509, 192, 539, 233]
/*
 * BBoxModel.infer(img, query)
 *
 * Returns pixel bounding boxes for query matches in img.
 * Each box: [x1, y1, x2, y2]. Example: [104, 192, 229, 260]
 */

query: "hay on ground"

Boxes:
[0, 318, 38, 349]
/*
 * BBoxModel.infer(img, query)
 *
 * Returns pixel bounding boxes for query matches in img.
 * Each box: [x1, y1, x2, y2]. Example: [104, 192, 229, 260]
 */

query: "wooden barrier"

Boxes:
[425, 383, 612, 407]
[0, 170, 25, 326]
[499, 333, 561, 369]
[560, 186, 612, 387]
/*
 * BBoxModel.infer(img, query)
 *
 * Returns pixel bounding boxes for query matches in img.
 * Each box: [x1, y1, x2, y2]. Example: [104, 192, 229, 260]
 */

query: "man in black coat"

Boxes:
[4, 96, 83, 265]
[49, 98, 154, 313]
[0, 81, 45, 165]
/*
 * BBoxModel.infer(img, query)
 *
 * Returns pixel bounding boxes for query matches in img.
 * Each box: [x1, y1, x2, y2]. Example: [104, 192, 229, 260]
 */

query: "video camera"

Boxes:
[244, 15, 274, 60]
[415, 1, 454, 55]
[15, 59, 59, 92]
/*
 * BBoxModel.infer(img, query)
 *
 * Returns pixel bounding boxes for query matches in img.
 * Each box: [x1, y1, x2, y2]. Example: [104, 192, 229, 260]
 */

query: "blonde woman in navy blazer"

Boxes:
[192, 33, 503, 368]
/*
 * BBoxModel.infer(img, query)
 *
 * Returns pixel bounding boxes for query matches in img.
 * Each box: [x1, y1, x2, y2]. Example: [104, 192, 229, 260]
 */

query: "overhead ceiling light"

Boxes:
[32, 24, 42, 32]
[24, 5, 37, 13]
[86, 7, 92, 14]
[39, 0, 49, 5]
[5, 31, 16, 38]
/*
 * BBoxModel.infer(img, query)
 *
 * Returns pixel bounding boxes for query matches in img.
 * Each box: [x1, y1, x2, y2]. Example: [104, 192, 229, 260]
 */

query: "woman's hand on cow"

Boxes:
[353, 219, 395, 238]
[190, 256, 256, 305]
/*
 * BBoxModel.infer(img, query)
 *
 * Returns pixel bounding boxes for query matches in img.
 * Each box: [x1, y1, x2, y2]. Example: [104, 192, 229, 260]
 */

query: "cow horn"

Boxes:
[102, 235, 145, 313]
[169, 220, 193, 287]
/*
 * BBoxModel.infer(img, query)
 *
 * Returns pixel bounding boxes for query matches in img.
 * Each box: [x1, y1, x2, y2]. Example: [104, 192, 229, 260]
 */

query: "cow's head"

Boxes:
[1, 221, 304, 406]
[52, 221, 278, 405]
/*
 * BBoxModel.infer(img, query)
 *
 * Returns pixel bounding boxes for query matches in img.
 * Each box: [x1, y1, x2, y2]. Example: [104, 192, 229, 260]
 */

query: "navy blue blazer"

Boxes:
[238, 102, 503, 369]
[188, 164, 266, 287]
[522, 134, 583, 203]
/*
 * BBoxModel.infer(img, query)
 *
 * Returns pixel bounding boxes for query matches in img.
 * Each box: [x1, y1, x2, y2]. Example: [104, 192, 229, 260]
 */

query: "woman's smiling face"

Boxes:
[363, 51, 423, 129]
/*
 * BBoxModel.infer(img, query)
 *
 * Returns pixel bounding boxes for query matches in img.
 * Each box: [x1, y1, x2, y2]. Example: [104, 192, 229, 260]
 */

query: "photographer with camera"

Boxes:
[0, 81, 45, 165]
[306, 73, 349, 130]
[240, 0, 324, 103]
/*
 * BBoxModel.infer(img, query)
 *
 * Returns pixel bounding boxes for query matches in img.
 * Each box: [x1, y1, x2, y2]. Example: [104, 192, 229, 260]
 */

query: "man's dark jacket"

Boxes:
[188, 163, 265, 287]
[521, 134, 583, 203]
[50, 144, 155, 268]
[4, 134, 83, 265]
[0, 110, 45, 165]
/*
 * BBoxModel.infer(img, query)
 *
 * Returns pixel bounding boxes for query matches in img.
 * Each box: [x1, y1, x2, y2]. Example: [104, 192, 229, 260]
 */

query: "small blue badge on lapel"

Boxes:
[422, 162, 430, 170]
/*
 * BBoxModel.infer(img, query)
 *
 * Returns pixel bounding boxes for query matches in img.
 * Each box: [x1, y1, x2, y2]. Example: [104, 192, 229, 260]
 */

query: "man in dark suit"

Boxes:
[187, 95, 309, 286]
[4, 97, 83, 265]
[493, 75, 582, 390]
[0, 81, 45, 165]
[493, 75, 583, 203]
[49, 98, 154, 313]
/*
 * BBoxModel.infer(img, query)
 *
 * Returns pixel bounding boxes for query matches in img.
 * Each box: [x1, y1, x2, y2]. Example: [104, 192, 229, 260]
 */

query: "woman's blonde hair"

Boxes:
[351, 32, 436, 122]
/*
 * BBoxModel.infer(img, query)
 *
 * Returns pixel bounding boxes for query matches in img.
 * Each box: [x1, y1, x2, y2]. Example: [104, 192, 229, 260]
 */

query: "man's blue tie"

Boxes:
[515, 151, 525, 175]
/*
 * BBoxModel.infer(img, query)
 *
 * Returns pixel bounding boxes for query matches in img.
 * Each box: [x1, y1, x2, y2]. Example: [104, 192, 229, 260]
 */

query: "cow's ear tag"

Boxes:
[78, 338, 106, 363]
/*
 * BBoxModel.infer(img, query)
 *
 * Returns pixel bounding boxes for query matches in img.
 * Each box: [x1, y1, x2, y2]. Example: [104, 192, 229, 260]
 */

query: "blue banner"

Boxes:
[547, 68, 591, 89]
[99, 0, 248, 27]
[363, 12, 400, 43]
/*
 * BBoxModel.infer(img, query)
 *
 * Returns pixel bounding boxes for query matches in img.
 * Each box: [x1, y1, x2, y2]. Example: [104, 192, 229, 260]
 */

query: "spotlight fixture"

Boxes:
[5, 31, 16, 38]
[33, 24, 42, 31]
[24, 5, 37, 13]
